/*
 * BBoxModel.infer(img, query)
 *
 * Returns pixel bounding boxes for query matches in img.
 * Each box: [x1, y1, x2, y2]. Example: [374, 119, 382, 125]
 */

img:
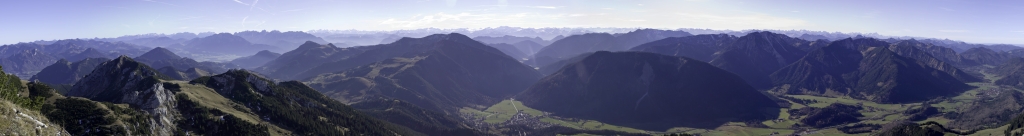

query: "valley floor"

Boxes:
[460, 69, 1019, 136]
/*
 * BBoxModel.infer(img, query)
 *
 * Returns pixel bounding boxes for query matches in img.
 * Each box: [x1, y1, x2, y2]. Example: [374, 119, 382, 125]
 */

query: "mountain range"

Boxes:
[255, 41, 366, 80]
[6, 28, 1024, 136]
[709, 31, 809, 89]
[770, 38, 976, 103]
[175, 33, 281, 56]
[530, 29, 692, 67]
[629, 34, 737, 62]
[306, 33, 542, 112]
[134, 47, 238, 74]
[30, 58, 110, 85]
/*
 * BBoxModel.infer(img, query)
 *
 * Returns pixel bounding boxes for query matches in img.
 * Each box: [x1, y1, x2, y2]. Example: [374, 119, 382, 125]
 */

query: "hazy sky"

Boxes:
[1, 0, 1022, 45]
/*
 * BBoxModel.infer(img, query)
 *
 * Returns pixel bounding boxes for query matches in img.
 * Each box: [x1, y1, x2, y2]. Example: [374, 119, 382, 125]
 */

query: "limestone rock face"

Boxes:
[67, 56, 177, 135]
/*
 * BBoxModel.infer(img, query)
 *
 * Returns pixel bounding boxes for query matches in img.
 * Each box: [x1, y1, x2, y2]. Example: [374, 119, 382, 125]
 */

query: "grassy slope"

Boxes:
[170, 81, 292, 135]
[465, 99, 645, 133]
[0, 100, 66, 135]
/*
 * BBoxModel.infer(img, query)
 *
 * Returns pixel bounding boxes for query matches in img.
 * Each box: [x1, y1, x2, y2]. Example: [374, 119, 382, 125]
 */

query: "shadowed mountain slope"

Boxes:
[961, 47, 1011, 66]
[892, 39, 979, 67]
[709, 31, 809, 89]
[30, 58, 110, 85]
[230, 50, 281, 69]
[770, 38, 975, 103]
[516, 51, 778, 130]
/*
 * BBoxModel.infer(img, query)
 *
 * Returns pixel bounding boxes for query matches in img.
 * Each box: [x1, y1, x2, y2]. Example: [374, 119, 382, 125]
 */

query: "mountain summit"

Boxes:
[135, 47, 181, 62]
[230, 50, 281, 68]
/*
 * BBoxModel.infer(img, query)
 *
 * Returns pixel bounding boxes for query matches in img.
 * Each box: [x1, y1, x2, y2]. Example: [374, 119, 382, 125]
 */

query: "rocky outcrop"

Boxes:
[67, 56, 176, 135]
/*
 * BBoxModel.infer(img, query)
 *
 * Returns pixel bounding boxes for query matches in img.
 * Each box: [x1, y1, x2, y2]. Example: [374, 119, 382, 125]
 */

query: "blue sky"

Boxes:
[1, 0, 1022, 45]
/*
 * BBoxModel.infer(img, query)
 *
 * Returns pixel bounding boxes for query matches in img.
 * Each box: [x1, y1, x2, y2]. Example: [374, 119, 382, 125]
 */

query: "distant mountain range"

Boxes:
[233, 30, 330, 51]
[0, 49, 57, 78]
[473, 35, 553, 46]
[629, 34, 736, 62]
[230, 50, 281, 69]
[30, 58, 109, 85]
[0, 39, 148, 78]
[530, 29, 692, 67]
[137, 47, 239, 73]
